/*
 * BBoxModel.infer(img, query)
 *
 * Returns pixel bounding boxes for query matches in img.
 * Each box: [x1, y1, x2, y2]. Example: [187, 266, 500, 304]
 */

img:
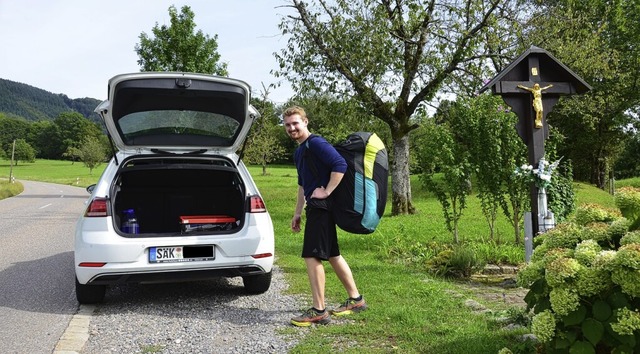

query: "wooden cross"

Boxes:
[481, 46, 591, 235]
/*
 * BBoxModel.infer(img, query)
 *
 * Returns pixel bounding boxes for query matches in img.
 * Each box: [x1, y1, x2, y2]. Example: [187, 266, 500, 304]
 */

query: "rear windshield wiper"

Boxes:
[151, 149, 207, 155]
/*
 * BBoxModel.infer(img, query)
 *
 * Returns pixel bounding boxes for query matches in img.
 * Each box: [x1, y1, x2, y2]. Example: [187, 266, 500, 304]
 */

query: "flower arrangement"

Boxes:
[514, 156, 562, 189]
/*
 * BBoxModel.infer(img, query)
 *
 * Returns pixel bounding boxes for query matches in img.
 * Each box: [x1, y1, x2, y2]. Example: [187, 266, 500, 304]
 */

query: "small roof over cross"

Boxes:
[479, 45, 591, 150]
[481, 45, 591, 96]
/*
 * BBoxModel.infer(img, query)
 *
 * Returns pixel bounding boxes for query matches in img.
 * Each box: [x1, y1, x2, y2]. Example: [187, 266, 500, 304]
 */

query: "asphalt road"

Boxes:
[0, 180, 89, 354]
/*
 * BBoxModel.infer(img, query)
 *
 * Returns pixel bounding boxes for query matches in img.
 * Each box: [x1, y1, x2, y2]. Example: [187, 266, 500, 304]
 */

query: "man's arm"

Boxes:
[291, 185, 305, 232]
[311, 171, 344, 199]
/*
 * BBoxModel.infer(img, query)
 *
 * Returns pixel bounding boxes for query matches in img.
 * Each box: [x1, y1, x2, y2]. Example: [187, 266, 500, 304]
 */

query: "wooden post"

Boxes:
[9, 139, 16, 183]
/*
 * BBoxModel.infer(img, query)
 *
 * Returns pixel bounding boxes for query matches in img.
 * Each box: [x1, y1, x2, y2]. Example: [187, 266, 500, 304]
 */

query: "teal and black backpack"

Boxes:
[306, 132, 388, 234]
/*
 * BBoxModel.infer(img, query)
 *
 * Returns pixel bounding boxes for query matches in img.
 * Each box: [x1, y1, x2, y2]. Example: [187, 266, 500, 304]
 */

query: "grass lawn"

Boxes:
[248, 165, 619, 353]
[0, 158, 623, 353]
[0, 158, 106, 187]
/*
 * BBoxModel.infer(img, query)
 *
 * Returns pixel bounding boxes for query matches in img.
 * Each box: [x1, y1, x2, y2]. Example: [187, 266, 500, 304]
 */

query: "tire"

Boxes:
[75, 277, 106, 304]
[242, 271, 272, 294]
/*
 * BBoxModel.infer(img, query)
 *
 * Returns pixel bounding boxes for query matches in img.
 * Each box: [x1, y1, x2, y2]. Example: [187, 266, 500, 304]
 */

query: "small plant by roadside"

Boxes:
[516, 187, 640, 353]
[0, 180, 23, 200]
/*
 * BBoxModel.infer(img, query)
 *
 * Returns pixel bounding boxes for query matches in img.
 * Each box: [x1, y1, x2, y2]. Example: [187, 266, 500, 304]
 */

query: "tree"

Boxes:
[0, 114, 30, 153]
[448, 95, 529, 242]
[136, 5, 228, 75]
[523, 0, 640, 188]
[54, 112, 103, 161]
[12, 139, 35, 165]
[417, 118, 472, 243]
[62, 146, 81, 164]
[276, 0, 523, 215]
[78, 136, 107, 174]
[615, 132, 640, 179]
[245, 89, 287, 175]
[29, 120, 62, 159]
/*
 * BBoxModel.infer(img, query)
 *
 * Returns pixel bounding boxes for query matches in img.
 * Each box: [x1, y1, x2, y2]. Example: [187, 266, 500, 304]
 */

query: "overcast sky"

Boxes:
[0, 0, 294, 103]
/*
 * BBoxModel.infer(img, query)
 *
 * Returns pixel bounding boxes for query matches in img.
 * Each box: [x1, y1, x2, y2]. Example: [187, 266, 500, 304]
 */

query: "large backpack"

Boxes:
[306, 132, 388, 234]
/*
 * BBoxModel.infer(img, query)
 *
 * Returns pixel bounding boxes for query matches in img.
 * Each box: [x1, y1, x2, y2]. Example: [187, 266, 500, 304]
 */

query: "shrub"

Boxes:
[547, 162, 576, 222]
[425, 246, 484, 278]
[581, 222, 609, 244]
[615, 187, 640, 230]
[0, 180, 24, 200]
[573, 203, 620, 226]
[621, 231, 640, 246]
[517, 201, 640, 353]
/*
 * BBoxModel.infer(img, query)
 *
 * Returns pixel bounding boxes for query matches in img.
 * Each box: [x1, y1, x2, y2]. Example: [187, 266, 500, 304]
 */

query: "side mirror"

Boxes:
[86, 184, 96, 194]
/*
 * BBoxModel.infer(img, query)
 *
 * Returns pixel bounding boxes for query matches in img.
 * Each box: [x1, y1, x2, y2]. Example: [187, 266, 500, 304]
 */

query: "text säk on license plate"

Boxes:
[149, 246, 215, 263]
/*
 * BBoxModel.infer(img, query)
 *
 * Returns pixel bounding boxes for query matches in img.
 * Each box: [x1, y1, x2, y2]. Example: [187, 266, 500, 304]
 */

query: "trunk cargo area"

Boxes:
[112, 157, 245, 235]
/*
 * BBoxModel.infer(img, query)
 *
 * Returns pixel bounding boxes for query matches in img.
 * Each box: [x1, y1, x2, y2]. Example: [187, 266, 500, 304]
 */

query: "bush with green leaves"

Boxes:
[425, 245, 485, 278]
[616, 187, 640, 231]
[547, 162, 577, 222]
[517, 188, 640, 353]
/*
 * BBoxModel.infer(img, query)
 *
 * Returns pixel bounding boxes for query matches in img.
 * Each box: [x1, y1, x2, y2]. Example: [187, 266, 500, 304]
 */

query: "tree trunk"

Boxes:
[391, 135, 415, 215]
[512, 205, 521, 244]
[591, 157, 607, 189]
[452, 197, 459, 244]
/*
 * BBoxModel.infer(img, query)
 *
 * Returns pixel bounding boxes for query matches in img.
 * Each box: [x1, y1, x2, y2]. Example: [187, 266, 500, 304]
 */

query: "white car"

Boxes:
[74, 72, 274, 304]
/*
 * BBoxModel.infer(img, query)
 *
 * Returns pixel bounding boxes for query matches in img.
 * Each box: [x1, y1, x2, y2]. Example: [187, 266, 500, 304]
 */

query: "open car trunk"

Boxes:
[111, 156, 245, 236]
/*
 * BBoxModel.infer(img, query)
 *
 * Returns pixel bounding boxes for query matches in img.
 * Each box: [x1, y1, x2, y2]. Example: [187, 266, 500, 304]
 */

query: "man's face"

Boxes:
[283, 113, 308, 143]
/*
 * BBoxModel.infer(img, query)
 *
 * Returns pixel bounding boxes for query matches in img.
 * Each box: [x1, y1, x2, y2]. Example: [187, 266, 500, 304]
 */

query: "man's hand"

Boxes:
[311, 186, 330, 200]
[291, 214, 302, 232]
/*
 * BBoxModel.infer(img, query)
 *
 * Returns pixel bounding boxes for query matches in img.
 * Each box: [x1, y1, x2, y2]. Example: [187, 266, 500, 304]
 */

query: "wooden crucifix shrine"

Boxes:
[480, 46, 591, 235]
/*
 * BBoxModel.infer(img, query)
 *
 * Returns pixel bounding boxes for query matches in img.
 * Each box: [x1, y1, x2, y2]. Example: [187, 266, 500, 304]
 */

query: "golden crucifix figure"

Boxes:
[517, 83, 553, 128]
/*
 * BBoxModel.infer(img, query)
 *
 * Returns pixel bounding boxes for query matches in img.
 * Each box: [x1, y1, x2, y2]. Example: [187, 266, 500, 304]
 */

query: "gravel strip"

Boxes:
[81, 265, 308, 354]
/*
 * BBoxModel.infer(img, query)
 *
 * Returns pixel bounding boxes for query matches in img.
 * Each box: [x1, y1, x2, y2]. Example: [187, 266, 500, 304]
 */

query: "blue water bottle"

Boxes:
[122, 209, 139, 234]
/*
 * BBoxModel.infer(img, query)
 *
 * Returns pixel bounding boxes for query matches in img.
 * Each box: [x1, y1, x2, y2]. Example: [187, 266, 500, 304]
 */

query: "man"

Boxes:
[283, 106, 367, 327]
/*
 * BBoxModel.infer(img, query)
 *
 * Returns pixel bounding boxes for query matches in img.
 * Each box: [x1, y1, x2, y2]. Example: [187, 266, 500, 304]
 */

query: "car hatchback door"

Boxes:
[94, 72, 257, 154]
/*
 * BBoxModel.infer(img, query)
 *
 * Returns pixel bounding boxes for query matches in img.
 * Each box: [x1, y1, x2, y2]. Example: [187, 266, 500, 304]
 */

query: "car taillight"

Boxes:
[248, 195, 266, 213]
[85, 197, 108, 217]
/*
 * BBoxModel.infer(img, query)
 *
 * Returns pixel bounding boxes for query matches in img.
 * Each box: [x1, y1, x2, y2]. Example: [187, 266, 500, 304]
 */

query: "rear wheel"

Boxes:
[242, 271, 272, 294]
[75, 277, 106, 304]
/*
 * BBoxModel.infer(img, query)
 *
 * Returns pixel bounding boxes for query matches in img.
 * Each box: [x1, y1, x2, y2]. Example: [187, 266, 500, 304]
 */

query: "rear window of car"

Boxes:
[110, 76, 248, 148]
[118, 110, 240, 146]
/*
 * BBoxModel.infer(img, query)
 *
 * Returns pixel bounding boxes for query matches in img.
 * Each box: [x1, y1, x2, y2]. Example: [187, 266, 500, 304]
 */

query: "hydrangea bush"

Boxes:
[517, 187, 640, 353]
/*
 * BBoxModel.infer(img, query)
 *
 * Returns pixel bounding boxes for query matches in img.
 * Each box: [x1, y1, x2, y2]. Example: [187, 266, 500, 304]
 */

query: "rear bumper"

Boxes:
[84, 265, 267, 285]
[74, 214, 275, 284]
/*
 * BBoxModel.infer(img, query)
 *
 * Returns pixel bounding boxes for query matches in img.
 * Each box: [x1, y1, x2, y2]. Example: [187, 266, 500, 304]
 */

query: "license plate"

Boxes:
[149, 246, 215, 263]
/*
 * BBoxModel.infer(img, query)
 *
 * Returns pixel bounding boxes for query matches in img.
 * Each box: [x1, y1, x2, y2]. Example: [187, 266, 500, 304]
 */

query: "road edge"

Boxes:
[53, 304, 96, 354]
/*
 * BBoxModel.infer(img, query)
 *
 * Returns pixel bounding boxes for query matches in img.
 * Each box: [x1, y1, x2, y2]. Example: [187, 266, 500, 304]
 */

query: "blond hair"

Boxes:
[283, 106, 307, 119]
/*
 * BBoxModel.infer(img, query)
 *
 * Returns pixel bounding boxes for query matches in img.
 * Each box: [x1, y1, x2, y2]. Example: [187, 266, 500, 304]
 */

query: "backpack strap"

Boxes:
[303, 134, 332, 209]
[303, 134, 320, 179]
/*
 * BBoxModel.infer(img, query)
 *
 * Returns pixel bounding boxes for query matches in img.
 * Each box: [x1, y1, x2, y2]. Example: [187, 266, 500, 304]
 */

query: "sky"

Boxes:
[0, 0, 294, 103]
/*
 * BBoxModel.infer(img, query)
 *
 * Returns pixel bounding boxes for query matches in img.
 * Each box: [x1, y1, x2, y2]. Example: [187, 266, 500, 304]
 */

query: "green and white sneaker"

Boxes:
[330, 296, 367, 316]
[291, 308, 331, 327]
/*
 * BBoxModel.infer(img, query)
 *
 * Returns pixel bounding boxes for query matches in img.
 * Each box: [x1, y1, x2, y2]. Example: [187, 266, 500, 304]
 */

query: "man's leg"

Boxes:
[328, 255, 359, 299]
[329, 255, 367, 316]
[305, 257, 326, 310]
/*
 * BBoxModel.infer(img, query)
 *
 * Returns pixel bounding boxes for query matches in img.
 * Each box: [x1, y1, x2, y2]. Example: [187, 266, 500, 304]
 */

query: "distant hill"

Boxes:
[0, 78, 102, 123]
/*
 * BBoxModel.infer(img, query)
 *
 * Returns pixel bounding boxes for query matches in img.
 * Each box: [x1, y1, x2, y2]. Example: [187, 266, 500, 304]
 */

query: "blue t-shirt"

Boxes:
[294, 135, 347, 200]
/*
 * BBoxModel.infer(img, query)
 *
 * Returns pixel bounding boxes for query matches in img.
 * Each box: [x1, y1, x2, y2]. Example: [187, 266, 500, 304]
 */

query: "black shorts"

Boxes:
[302, 200, 340, 260]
